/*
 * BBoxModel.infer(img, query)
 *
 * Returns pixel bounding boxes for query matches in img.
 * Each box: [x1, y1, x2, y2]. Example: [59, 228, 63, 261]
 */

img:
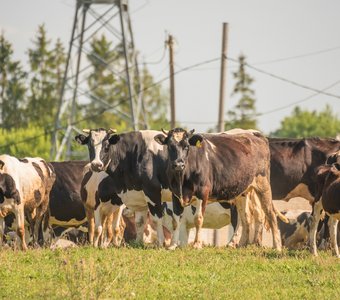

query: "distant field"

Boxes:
[0, 246, 339, 299]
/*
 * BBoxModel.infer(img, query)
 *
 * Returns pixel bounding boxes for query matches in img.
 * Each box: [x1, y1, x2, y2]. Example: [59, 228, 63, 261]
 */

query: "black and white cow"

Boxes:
[0, 155, 55, 250]
[162, 201, 237, 246]
[155, 128, 282, 251]
[310, 162, 340, 257]
[277, 210, 312, 250]
[75, 129, 172, 246]
[81, 164, 125, 247]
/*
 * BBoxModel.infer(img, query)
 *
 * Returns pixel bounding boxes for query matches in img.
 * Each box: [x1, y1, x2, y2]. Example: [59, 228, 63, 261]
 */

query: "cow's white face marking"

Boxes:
[91, 131, 108, 166]
[173, 131, 185, 142]
[140, 130, 165, 155]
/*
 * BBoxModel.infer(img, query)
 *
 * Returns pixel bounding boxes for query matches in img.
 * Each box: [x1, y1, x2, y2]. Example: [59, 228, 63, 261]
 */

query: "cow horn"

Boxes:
[161, 128, 169, 135]
[108, 128, 117, 134]
[82, 129, 90, 134]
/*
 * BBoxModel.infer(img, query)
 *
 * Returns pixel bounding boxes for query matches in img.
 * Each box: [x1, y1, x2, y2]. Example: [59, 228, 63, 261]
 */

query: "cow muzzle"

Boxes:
[91, 161, 104, 172]
[172, 161, 185, 171]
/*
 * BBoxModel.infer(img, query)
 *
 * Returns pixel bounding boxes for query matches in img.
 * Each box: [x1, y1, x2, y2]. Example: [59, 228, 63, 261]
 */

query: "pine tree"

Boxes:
[0, 33, 27, 129]
[225, 54, 258, 130]
[27, 24, 65, 129]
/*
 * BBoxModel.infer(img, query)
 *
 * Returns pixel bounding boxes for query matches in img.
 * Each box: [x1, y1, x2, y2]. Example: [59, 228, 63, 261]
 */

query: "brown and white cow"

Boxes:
[310, 162, 340, 257]
[81, 164, 125, 248]
[155, 128, 282, 251]
[0, 154, 55, 250]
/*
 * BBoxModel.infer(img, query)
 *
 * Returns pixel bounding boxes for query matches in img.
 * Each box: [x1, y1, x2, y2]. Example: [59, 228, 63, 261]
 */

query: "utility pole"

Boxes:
[217, 22, 228, 132]
[167, 34, 176, 128]
[214, 23, 229, 247]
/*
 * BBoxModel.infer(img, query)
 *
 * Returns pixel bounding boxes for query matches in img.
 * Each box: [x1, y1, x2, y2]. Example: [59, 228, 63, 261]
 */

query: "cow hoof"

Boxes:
[167, 244, 178, 251]
[227, 242, 237, 248]
[193, 242, 202, 249]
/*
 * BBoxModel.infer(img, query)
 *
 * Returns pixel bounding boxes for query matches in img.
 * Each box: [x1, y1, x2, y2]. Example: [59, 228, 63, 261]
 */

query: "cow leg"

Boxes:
[15, 206, 27, 250]
[0, 217, 4, 247]
[193, 200, 204, 249]
[146, 199, 165, 247]
[256, 176, 282, 251]
[168, 196, 184, 250]
[228, 208, 241, 247]
[93, 206, 103, 247]
[235, 196, 250, 247]
[309, 200, 323, 256]
[134, 209, 148, 243]
[329, 216, 339, 258]
[252, 191, 264, 246]
[112, 205, 124, 247]
[85, 207, 95, 245]
[33, 207, 46, 247]
[179, 222, 189, 247]
[103, 212, 114, 248]
[100, 212, 109, 248]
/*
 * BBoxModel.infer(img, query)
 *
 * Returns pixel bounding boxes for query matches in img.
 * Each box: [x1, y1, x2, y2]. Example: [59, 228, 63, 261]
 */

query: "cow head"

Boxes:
[154, 128, 203, 207]
[75, 128, 119, 172]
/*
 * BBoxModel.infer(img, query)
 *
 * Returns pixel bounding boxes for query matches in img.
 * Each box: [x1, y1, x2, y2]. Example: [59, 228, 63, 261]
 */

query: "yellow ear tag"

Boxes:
[196, 140, 202, 148]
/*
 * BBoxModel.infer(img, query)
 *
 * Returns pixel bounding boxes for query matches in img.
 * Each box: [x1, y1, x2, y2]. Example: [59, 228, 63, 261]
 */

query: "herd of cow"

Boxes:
[0, 127, 339, 257]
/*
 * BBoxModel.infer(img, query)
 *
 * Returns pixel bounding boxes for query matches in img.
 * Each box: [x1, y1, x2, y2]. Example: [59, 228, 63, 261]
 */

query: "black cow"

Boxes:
[154, 128, 282, 250]
[310, 162, 340, 257]
[269, 137, 340, 202]
[48, 161, 87, 232]
[75, 129, 171, 246]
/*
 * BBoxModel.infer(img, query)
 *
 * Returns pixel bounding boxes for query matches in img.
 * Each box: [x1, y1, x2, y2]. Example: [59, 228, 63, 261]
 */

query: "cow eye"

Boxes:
[104, 141, 110, 152]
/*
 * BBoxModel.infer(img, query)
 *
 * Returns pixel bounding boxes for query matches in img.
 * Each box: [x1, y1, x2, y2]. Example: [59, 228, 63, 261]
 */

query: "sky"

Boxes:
[1, 0, 340, 134]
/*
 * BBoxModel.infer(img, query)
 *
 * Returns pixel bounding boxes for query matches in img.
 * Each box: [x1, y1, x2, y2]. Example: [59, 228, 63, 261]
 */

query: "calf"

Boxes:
[278, 210, 312, 250]
[81, 164, 125, 247]
[162, 201, 237, 247]
[0, 155, 55, 250]
[155, 128, 282, 250]
[310, 162, 340, 257]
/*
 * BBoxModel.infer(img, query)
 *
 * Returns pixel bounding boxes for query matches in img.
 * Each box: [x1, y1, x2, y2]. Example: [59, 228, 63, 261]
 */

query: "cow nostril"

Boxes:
[91, 161, 103, 171]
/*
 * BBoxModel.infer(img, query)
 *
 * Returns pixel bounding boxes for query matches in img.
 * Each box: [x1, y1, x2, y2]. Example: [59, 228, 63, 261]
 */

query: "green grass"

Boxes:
[0, 246, 339, 299]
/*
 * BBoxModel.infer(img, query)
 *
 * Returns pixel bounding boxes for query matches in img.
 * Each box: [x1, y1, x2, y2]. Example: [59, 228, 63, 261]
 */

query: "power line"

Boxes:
[256, 79, 340, 116]
[225, 55, 340, 100]
[252, 45, 340, 65]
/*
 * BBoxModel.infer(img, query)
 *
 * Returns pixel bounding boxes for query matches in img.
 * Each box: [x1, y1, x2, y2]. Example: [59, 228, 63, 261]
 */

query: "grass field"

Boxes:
[0, 246, 339, 299]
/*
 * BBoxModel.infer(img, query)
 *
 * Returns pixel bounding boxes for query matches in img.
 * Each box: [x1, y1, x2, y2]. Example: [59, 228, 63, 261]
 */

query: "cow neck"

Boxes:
[106, 132, 143, 179]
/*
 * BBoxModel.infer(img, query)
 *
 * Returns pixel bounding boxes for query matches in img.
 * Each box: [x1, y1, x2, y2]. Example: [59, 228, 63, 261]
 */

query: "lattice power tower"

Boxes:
[51, 0, 145, 160]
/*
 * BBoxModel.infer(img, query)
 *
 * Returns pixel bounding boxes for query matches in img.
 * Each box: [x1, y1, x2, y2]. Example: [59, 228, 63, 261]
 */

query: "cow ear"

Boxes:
[0, 160, 4, 170]
[108, 134, 120, 145]
[154, 134, 168, 145]
[75, 134, 89, 145]
[188, 134, 203, 147]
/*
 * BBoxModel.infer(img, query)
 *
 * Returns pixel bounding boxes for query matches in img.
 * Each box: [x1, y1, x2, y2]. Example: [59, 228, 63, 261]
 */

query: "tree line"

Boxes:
[0, 25, 339, 160]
